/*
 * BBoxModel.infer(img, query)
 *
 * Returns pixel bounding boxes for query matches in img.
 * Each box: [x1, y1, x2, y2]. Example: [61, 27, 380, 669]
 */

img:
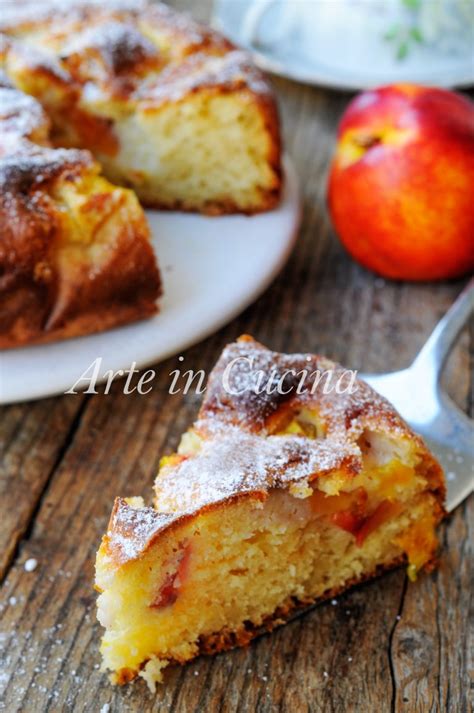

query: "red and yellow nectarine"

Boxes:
[327, 84, 474, 281]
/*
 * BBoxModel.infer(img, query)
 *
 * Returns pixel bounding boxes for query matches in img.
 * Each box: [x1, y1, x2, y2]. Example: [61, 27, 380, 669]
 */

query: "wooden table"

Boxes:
[1, 2, 472, 711]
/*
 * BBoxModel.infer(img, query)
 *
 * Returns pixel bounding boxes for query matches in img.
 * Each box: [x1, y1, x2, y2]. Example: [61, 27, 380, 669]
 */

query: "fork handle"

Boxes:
[412, 278, 474, 380]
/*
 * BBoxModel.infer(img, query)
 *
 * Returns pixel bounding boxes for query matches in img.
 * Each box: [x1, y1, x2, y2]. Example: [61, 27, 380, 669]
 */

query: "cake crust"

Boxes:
[1, 0, 282, 214]
[0, 82, 161, 349]
[104, 337, 445, 568]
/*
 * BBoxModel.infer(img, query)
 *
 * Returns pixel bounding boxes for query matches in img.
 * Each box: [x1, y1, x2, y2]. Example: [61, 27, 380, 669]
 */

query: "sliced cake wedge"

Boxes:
[95, 336, 445, 688]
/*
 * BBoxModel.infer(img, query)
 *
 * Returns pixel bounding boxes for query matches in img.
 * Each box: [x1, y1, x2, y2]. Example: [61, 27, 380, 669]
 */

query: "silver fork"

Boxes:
[361, 279, 474, 512]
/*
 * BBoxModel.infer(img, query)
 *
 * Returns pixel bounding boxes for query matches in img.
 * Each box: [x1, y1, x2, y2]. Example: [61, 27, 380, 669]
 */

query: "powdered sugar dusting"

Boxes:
[199, 338, 409, 439]
[0, 0, 147, 31]
[0, 0, 219, 50]
[0, 85, 93, 195]
[0, 85, 95, 242]
[108, 427, 359, 564]
[0, 145, 92, 190]
[23, 558, 38, 572]
[106, 338, 420, 565]
[107, 501, 176, 563]
[155, 427, 360, 515]
[0, 88, 48, 145]
[1, 0, 271, 110]
[139, 50, 273, 106]
[62, 20, 159, 75]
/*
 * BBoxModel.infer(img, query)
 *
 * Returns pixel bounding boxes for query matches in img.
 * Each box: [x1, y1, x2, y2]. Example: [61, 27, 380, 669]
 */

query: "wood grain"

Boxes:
[0, 396, 86, 580]
[0, 1, 472, 711]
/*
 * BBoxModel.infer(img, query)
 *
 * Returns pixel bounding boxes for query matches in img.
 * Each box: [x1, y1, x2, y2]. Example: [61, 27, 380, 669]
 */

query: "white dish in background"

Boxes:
[213, 0, 474, 90]
[0, 158, 300, 404]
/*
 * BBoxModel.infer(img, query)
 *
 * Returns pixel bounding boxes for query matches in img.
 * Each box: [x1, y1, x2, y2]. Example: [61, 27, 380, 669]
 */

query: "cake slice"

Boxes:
[0, 80, 161, 348]
[95, 336, 445, 689]
[1, 0, 281, 214]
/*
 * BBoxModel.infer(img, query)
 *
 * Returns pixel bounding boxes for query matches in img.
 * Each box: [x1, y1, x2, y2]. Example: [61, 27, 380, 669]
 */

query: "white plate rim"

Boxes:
[245, 46, 474, 91]
[211, 13, 474, 91]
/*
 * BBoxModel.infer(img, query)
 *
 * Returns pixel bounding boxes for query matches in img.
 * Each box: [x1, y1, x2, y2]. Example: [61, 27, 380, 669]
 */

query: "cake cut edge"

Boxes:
[0, 83, 162, 349]
[1, 0, 283, 215]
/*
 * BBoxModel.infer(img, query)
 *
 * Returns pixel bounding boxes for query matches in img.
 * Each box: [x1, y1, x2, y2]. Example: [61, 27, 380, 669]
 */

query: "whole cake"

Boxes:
[0, 1, 282, 347]
[0, 0, 282, 214]
[95, 336, 446, 689]
[0, 76, 161, 348]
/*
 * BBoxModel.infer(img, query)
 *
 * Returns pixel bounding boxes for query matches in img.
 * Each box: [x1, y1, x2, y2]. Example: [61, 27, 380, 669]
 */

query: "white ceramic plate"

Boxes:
[0, 158, 300, 404]
[213, 0, 474, 90]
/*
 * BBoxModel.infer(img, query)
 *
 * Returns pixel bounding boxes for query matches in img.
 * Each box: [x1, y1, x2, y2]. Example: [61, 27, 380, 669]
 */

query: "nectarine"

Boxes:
[327, 84, 474, 281]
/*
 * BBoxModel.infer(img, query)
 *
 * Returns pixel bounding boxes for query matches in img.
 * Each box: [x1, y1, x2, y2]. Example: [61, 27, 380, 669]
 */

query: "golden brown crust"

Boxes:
[0, 0, 282, 214]
[199, 336, 422, 438]
[103, 337, 446, 567]
[0, 277, 159, 350]
[0, 84, 162, 349]
[0, 0, 232, 55]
